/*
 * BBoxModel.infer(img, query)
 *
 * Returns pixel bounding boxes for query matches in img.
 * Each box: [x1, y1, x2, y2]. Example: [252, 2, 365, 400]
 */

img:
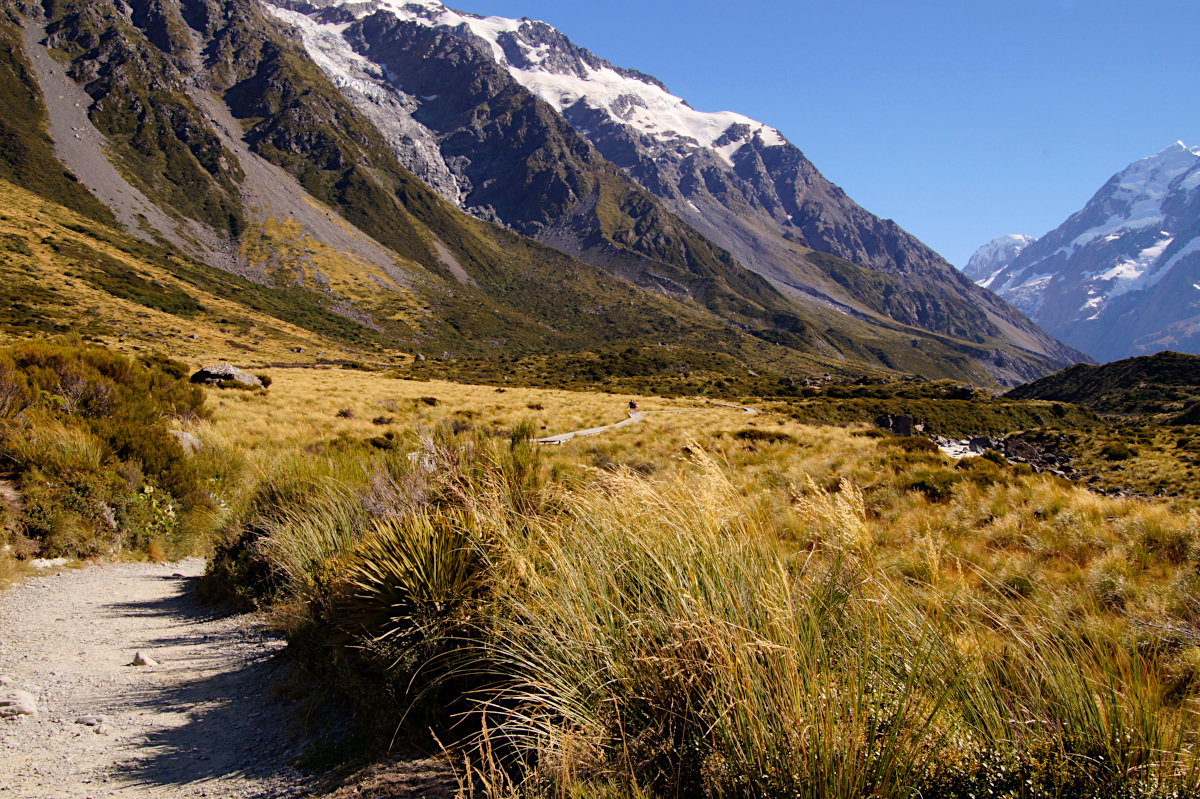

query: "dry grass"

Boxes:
[0, 178, 404, 366]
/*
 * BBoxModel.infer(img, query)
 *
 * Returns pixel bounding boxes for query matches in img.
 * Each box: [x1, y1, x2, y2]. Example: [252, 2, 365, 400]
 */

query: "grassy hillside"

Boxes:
[1006, 351, 1200, 416]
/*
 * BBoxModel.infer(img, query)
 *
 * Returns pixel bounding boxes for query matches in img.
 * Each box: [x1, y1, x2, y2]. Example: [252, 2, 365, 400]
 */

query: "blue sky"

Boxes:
[446, 0, 1199, 267]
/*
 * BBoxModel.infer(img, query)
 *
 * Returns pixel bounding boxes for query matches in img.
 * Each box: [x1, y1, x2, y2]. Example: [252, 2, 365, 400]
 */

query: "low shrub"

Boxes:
[879, 435, 939, 453]
[0, 338, 210, 558]
[1103, 442, 1137, 461]
[732, 428, 797, 444]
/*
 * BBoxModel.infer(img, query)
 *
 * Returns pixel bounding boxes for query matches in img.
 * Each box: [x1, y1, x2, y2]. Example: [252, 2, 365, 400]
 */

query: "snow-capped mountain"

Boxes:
[972, 143, 1200, 362]
[963, 234, 1035, 282]
[264, 0, 1085, 379]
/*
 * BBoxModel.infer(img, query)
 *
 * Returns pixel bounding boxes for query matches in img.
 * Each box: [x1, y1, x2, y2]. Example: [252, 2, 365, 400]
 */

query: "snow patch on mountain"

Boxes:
[971, 142, 1200, 361]
[265, 3, 465, 204]
[307, 0, 787, 166]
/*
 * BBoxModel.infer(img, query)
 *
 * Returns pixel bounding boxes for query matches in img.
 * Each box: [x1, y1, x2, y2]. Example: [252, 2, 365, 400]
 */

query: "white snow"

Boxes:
[1162, 236, 1200, 274]
[294, 0, 788, 166]
[964, 233, 1034, 280]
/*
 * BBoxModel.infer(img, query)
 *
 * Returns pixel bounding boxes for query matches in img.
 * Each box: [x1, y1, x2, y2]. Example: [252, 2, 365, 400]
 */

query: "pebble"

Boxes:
[0, 688, 38, 717]
[128, 652, 159, 668]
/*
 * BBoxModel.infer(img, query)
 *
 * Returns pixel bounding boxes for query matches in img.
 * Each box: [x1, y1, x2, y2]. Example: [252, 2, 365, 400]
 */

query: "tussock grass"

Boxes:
[209, 402, 1200, 797]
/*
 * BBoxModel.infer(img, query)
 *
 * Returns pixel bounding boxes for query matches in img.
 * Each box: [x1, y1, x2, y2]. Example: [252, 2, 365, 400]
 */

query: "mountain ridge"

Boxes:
[970, 142, 1200, 363]
[1, 0, 1085, 385]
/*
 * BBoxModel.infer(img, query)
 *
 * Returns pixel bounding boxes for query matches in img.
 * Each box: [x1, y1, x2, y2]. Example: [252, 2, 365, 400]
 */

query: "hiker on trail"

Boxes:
[629, 400, 638, 411]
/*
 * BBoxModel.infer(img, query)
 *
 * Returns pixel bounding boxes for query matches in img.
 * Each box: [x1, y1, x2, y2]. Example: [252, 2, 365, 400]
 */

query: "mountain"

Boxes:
[0, 0, 1084, 385]
[972, 143, 1200, 363]
[963, 234, 1035, 282]
[1005, 351, 1200, 418]
[259, 0, 1086, 381]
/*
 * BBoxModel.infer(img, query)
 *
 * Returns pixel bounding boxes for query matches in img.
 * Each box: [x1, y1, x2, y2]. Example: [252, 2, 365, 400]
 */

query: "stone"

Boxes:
[29, 558, 70, 570]
[129, 652, 159, 668]
[168, 430, 203, 455]
[1003, 438, 1038, 462]
[0, 689, 37, 717]
[189, 363, 262, 389]
[968, 437, 996, 453]
[75, 715, 105, 726]
[290, 347, 305, 353]
[875, 414, 915, 437]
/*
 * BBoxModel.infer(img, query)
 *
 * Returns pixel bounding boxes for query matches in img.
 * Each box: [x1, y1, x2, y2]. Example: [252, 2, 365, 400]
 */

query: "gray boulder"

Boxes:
[875, 414, 915, 437]
[168, 430, 203, 455]
[189, 363, 262, 389]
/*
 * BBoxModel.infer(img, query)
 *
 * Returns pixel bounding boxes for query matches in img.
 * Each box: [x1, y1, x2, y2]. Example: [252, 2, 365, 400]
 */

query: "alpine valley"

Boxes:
[967, 142, 1200, 364]
[0, 0, 1087, 385]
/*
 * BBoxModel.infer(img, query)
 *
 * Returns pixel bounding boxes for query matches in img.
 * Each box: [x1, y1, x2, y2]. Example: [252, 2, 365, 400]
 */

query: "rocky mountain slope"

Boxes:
[264, 0, 1086, 381]
[0, 0, 1084, 384]
[970, 143, 1200, 363]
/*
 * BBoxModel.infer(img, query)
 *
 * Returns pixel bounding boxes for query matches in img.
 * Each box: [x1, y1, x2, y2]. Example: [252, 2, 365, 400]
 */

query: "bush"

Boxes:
[0, 339, 209, 558]
[903, 468, 962, 501]
[879, 436, 939, 453]
[1102, 442, 1137, 461]
[732, 428, 797, 444]
[256, 374, 273, 389]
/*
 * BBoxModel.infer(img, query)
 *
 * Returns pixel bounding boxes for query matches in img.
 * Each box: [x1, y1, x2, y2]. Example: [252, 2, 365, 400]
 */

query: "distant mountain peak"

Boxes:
[963, 234, 1035, 283]
[969, 142, 1200, 362]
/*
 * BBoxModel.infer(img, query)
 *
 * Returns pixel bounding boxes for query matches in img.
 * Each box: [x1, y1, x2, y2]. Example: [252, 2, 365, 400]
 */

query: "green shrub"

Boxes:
[1102, 442, 1137, 461]
[0, 338, 210, 558]
[879, 436, 939, 453]
[903, 468, 962, 502]
[732, 428, 797, 444]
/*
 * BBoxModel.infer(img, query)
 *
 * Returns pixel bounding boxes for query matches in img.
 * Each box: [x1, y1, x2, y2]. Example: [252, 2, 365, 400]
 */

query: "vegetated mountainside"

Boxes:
[262, 0, 1085, 383]
[1005, 350, 1200, 417]
[3, 0, 1077, 384]
[972, 143, 1200, 363]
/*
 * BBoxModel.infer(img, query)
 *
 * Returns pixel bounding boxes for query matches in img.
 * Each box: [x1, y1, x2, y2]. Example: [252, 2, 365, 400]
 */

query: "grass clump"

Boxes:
[207, 410, 1200, 798]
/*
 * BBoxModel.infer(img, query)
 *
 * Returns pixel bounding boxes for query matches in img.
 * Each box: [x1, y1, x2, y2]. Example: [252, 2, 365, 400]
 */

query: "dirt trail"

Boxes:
[535, 401, 756, 445]
[0, 559, 313, 798]
[0, 480, 21, 530]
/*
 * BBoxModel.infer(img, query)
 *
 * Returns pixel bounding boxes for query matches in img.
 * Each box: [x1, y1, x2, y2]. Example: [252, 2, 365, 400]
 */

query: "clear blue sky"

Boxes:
[447, 0, 1199, 268]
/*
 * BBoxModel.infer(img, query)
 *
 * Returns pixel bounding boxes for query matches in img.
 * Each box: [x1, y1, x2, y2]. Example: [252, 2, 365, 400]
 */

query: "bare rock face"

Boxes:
[189, 363, 263, 389]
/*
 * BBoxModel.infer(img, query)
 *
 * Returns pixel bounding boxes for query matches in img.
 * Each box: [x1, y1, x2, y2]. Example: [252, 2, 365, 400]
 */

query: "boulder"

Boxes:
[129, 652, 160, 668]
[1003, 438, 1038, 462]
[969, 437, 997, 453]
[168, 430, 203, 455]
[29, 557, 70, 570]
[189, 363, 262, 389]
[875, 414, 915, 437]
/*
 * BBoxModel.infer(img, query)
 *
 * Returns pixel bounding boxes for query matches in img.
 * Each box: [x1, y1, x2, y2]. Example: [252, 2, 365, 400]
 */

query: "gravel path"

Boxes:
[535, 401, 757, 445]
[0, 559, 313, 798]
